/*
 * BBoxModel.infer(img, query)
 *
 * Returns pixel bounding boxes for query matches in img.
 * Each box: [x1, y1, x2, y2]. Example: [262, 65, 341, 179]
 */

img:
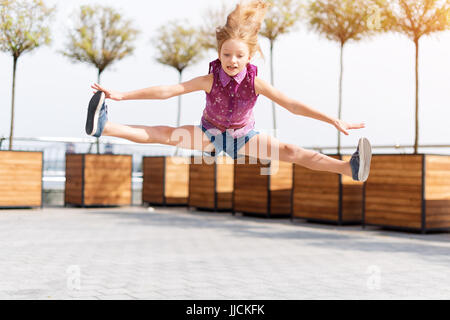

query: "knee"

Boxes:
[281, 144, 299, 162]
[146, 126, 174, 144]
[168, 126, 194, 145]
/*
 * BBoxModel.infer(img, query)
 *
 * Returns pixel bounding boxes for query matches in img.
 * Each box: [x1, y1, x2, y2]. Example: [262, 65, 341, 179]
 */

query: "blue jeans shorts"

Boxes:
[197, 125, 260, 160]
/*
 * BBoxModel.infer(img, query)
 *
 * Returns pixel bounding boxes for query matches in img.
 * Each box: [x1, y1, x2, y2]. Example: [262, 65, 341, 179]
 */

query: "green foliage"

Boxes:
[307, 0, 389, 44]
[260, 0, 305, 42]
[61, 5, 139, 75]
[375, 0, 450, 41]
[153, 20, 203, 73]
[373, 0, 450, 154]
[199, 1, 231, 51]
[0, 0, 55, 59]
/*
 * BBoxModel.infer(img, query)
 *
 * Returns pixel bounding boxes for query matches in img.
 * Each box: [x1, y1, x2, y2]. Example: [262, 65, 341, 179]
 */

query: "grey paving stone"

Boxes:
[97, 294, 136, 300]
[0, 206, 449, 300]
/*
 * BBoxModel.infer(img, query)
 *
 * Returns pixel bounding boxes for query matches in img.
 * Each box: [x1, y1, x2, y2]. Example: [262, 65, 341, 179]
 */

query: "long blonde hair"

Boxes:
[216, 0, 270, 59]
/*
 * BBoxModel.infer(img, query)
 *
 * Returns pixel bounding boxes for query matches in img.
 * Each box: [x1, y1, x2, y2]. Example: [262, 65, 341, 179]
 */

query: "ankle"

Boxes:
[344, 161, 352, 177]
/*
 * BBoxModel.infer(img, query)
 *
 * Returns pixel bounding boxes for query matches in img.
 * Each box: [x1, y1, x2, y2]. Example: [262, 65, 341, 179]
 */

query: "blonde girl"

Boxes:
[85, 0, 372, 181]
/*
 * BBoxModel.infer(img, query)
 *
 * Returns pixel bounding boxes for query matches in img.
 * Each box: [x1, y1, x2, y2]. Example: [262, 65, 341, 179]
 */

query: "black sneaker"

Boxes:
[349, 137, 372, 182]
[85, 90, 106, 136]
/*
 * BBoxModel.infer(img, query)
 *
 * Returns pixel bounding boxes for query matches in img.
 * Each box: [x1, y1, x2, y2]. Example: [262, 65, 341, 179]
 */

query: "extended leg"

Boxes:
[102, 121, 215, 153]
[237, 133, 352, 177]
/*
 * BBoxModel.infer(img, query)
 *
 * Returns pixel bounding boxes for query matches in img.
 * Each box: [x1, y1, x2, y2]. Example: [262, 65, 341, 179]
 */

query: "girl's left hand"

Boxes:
[333, 119, 365, 135]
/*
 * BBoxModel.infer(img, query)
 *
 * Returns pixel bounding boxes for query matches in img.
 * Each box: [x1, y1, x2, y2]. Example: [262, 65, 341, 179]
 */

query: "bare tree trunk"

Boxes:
[174, 70, 183, 156]
[8, 56, 18, 151]
[270, 40, 277, 138]
[177, 70, 183, 127]
[414, 39, 419, 154]
[337, 42, 345, 155]
[96, 70, 102, 155]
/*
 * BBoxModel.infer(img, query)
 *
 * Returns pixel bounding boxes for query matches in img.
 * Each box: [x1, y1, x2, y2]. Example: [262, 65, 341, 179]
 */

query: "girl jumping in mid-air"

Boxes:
[85, 0, 372, 182]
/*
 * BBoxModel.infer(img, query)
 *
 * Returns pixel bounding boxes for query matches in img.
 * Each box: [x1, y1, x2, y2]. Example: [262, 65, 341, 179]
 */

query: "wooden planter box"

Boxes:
[364, 154, 450, 233]
[65, 154, 132, 207]
[142, 156, 189, 206]
[292, 155, 363, 225]
[233, 156, 293, 218]
[188, 155, 234, 211]
[0, 151, 43, 208]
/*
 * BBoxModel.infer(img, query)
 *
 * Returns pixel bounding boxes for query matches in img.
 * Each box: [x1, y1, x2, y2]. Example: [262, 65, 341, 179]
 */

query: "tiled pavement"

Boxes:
[0, 206, 449, 300]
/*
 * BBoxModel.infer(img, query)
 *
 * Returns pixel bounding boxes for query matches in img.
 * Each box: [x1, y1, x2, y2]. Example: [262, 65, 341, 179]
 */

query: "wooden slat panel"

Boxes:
[234, 204, 267, 214]
[83, 154, 131, 205]
[292, 157, 340, 221]
[425, 156, 450, 199]
[216, 156, 234, 193]
[341, 154, 363, 222]
[0, 151, 42, 207]
[142, 157, 164, 204]
[165, 197, 188, 205]
[217, 192, 232, 210]
[342, 182, 363, 222]
[364, 212, 422, 229]
[270, 189, 291, 215]
[84, 194, 131, 206]
[189, 157, 215, 208]
[365, 155, 423, 228]
[269, 160, 293, 190]
[165, 157, 189, 199]
[425, 156, 450, 229]
[234, 157, 269, 214]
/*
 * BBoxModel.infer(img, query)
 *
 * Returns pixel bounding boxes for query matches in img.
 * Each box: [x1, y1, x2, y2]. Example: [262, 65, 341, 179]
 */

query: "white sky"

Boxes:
[0, 0, 449, 150]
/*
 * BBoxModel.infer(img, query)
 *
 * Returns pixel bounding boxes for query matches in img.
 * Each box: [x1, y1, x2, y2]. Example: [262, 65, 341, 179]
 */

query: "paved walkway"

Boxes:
[0, 206, 449, 300]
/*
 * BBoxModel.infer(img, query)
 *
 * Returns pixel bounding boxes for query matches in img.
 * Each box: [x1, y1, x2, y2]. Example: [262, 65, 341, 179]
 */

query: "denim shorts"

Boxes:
[197, 125, 260, 160]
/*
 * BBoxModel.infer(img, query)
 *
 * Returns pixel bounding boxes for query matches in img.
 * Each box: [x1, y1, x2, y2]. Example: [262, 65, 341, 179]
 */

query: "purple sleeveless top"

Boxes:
[200, 58, 259, 139]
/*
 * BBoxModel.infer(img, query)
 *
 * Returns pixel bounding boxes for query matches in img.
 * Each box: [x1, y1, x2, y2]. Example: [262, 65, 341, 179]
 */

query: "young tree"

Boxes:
[61, 5, 139, 154]
[307, 0, 388, 154]
[152, 20, 203, 155]
[199, 1, 231, 52]
[0, 0, 55, 150]
[259, 0, 305, 138]
[376, 0, 450, 154]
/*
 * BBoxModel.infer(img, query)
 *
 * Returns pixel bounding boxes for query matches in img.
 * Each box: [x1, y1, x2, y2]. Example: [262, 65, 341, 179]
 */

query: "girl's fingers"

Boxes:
[91, 84, 109, 95]
[337, 124, 349, 135]
[348, 123, 365, 130]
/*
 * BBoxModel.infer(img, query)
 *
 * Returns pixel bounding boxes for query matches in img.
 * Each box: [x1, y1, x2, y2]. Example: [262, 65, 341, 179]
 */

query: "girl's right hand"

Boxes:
[91, 83, 124, 101]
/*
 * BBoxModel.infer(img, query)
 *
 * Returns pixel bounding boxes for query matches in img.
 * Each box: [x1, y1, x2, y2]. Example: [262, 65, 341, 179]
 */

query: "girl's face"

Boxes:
[219, 39, 251, 77]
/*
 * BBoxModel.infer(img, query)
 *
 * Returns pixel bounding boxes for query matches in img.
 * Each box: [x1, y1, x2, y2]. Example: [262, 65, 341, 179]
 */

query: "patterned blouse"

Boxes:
[200, 58, 259, 139]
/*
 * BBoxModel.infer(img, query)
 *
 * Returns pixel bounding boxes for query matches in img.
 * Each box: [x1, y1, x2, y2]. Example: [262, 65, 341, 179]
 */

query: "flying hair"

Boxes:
[216, 0, 270, 59]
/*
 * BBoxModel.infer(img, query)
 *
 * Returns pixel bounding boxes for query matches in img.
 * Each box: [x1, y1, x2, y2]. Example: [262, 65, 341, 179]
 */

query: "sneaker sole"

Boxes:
[358, 137, 372, 182]
[85, 91, 105, 135]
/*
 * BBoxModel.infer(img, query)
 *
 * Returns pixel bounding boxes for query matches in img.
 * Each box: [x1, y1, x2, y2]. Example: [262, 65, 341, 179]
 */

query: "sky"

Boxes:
[0, 0, 449, 152]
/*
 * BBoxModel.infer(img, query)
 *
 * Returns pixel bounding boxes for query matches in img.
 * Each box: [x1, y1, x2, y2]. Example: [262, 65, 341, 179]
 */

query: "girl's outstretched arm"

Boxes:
[254, 77, 365, 135]
[91, 74, 213, 101]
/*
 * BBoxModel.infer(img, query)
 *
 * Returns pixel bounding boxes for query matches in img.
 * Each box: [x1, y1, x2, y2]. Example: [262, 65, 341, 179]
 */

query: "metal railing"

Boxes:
[312, 143, 450, 154]
[1, 136, 449, 191]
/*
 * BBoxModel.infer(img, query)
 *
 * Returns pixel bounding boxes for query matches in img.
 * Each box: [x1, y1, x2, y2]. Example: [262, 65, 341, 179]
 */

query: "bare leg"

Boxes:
[238, 133, 352, 177]
[102, 121, 215, 152]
